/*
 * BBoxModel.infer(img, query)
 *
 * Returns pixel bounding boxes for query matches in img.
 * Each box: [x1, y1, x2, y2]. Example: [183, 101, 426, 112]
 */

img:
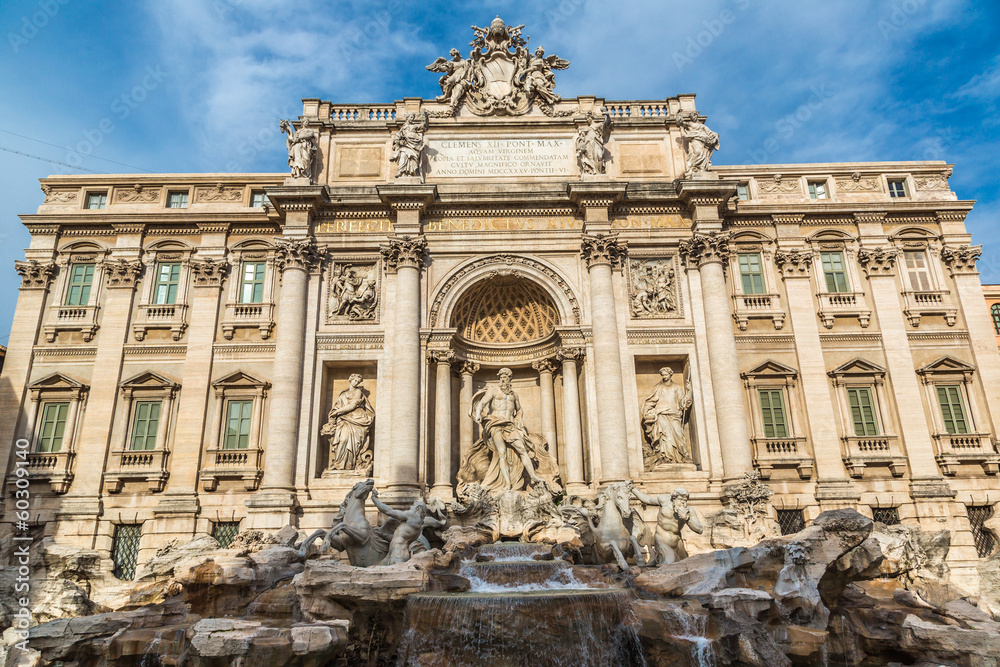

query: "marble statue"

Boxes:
[320, 374, 375, 474]
[629, 259, 677, 318]
[677, 111, 719, 177]
[522, 46, 569, 105]
[279, 119, 317, 180]
[641, 367, 694, 467]
[575, 111, 609, 175]
[563, 481, 646, 570]
[370, 488, 447, 566]
[329, 264, 378, 320]
[458, 368, 561, 494]
[632, 486, 704, 565]
[426, 48, 472, 111]
[296, 479, 391, 566]
[390, 112, 428, 177]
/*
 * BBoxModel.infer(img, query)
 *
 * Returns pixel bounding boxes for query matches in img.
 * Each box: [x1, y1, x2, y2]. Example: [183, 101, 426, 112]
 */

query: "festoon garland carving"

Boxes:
[190, 258, 230, 287]
[274, 237, 325, 273]
[678, 233, 730, 268]
[940, 244, 982, 276]
[580, 233, 626, 269]
[856, 247, 899, 278]
[103, 259, 143, 288]
[15, 260, 57, 290]
[380, 235, 427, 273]
[773, 250, 813, 278]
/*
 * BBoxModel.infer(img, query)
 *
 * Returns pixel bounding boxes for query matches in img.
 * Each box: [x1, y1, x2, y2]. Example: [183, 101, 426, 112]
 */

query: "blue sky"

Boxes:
[1, 0, 998, 345]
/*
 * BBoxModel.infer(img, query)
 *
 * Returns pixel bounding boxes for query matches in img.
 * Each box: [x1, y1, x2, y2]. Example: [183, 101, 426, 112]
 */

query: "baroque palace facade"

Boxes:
[3, 19, 1000, 588]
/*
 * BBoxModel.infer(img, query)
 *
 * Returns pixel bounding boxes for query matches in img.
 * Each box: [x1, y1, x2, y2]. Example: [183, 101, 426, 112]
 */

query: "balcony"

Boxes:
[933, 433, 1000, 475]
[200, 447, 263, 492]
[841, 435, 907, 478]
[732, 293, 785, 330]
[103, 449, 170, 493]
[18, 451, 75, 494]
[221, 302, 274, 340]
[133, 303, 189, 341]
[816, 291, 871, 329]
[43, 304, 100, 342]
[902, 290, 958, 327]
[751, 436, 813, 479]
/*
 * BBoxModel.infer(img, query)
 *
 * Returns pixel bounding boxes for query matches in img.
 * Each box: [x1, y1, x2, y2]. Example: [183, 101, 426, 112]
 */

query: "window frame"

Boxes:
[936, 384, 970, 435]
[992, 303, 1000, 336]
[223, 399, 254, 450]
[111, 524, 142, 581]
[846, 386, 880, 437]
[250, 190, 270, 208]
[166, 191, 189, 209]
[201, 371, 270, 492]
[65, 262, 96, 306]
[36, 401, 70, 453]
[84, 191, 107, 210]
[128, 400, 163, 451]
[758, 388, 790, 438]
[239, 260, 266, 304]
[807, 179, 829, 200]
[152, 261, 181, 305]
[737, 252, 766, 295]
[820, 250, 851, 293]
[887, 179, 908, 198]
[736, 182, 750, 201]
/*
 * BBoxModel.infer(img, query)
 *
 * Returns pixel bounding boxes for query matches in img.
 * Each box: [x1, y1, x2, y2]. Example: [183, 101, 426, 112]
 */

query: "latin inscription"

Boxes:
[315, 215, 687, 234]
[427, 138, 574, 177]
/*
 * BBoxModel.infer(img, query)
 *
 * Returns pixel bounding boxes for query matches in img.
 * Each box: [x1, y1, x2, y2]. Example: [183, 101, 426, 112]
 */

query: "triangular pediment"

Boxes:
[212, 370, 269, 389]
[120, 370, 179, 389]
[742, 359, 798, 379]
[28, 373, 87, 390]
[917, 355, 976, 376]
[829, 358, 887, 378]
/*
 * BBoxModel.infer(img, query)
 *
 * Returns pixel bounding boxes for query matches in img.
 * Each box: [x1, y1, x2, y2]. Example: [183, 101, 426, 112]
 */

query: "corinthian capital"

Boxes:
[532, 358, 557, 374]
[380, 235, 427, 273]
[773, 249, 813, 279]
[15, 260, 57, 290]
[581, 233, 626, 269]
[274, 237, 325, 273]
[556, 346, 585, 363]
[428, 349, 456, 365]
[190, 257, 230, 287]
[678, 232, 730, 268]
[103, 259, 143, 289]
[940, 244, 982, 276]
[856, 247, 899, 278]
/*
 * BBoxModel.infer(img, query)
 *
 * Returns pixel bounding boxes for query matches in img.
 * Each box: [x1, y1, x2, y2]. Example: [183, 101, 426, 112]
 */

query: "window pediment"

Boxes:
[29, 373, 87, 391]
[742, 359, 798, 380]
[917, 355, 976, 378]
[212, 371, 270, 390]
[120, 370, 180, 390]
[829, 358, 888, 379]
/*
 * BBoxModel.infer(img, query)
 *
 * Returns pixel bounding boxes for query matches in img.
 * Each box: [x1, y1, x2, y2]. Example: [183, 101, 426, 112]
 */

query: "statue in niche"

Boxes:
[370, 488, 447, 566]
[390, 112, 428, 178]
[279, 119, 317, 180]
[629, 259, 677, 318]
[575, 111, 610, 175]
[521, 46, 569, 105]
[677, 111, 719, 177]
[320, 374, 374, 474]
[642, 367, 694, 467]
[458, 367, 561, 494]
[632, 486, 704, 565]
[329, 264, 378, 320]
[426, 48, 473, 111]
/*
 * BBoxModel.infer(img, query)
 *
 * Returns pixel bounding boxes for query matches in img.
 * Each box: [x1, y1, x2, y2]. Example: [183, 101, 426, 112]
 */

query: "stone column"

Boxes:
[430, 350, 456, 499]
[556, 347, 586, 491]
[679, 233, 753, 479]
[380, 235, 427, 499]
[458, 361, 479, 464]
[532, 359, 559, 462]
[581, 233, 631, 483]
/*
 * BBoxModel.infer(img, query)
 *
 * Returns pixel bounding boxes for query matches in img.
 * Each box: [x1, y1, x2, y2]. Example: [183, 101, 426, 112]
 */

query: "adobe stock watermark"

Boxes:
[64, 65, 168, 169]
[877, 0, 929, 39]
[225, 107, 300, 173]
[747, 84, 835, 163]
[545, 0, 587, 30]
[672, 0, 753, 73]
[9, 438, 34, 654]
[7, 0, 70, 53]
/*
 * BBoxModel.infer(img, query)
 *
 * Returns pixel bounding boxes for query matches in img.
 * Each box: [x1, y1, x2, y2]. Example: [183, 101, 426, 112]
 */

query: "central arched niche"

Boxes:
[450, 274, 559, 346]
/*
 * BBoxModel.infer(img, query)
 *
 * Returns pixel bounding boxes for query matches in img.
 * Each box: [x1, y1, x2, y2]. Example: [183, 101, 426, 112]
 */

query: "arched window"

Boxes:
[991, 303, 1000, 335]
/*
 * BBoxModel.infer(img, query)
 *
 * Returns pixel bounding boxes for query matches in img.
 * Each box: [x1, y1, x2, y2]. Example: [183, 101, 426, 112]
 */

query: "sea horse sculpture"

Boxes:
[297, 478, 395, 566]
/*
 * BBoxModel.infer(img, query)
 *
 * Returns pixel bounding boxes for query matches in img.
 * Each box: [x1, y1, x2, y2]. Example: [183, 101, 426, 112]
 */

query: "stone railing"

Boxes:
[21, 451, 75, 494]
[103, 449, 170, 493]
[221, 302, 275, 340]
[751, 436, 813, 480]
[933, 433, 999, 476]
[200, 447, 264, 492]
[816, 291, 871, 328]
[44, 304, 100, 342]
[133, 303, 189, 341]
[604, 101, 672, 118]
[732, 293, 785, 330]
[901, 290, 957, 327]
[329, 105, 397, 122]
[841, 435, 907, 478]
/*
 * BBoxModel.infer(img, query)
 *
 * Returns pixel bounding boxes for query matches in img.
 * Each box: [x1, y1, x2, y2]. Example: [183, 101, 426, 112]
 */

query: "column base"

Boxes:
[245, 489, 300, 530]
[814, 479, 862, 510]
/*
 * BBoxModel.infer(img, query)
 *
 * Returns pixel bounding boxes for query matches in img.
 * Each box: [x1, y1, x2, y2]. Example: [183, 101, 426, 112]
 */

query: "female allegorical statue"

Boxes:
[322, 374, 375, 472]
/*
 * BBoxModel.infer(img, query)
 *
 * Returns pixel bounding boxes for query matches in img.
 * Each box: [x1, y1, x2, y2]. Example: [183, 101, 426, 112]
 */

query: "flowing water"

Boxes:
[396, 543, 646, 666]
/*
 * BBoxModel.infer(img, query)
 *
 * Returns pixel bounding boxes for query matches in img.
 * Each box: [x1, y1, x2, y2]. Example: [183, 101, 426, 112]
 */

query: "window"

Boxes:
[65, 263, 95, 306]
[36, 402, 69, 453]
[968, 505, 997, 558]
[871, 507, 900, 526]
[758, 389, 788, 438]
[736, 183, 750, 201]
[936, 385, 969, 435]
[166, 191, 189, 208]
[738, 253, 765, 294]
[776, 509, 805, 535]
[820, 251, 850, 292]
[111, 524, 141, 580]
[888, 179, 907, 198]
[991, 304, 1000, 335]
[212, 521, 241, 548]
[223, 400, 253, 449]
[903, 250, 932, 291]
[85, 192, 107, 209]
[250, 190, 270, 208]
[808, 180, 828, 199]
[129, 401, 161, 451]
[152, 262, 181, 305]
[240, 262, 266, 304]
[847, 387, 879, 436]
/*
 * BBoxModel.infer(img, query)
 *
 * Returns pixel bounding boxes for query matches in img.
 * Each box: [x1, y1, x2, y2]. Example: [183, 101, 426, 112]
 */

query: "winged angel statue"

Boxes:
[426, 16, 570, 116]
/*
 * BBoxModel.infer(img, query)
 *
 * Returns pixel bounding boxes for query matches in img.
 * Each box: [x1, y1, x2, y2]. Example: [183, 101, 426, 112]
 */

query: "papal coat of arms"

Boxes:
[426, 17, 570, 116]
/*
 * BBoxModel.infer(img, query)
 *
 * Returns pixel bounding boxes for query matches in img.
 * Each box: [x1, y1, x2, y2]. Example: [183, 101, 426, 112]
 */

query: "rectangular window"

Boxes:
[820, 251, 850, 292]
[152, 262, 181, 305]
[738, 253, 765, 294]
[871, 507, 900, 526]
[166, 191, 189, 208]
[212, 521, 241, 548]
[129, 401, 161, 451]
[992, 304, 1000, 335]
[85, 192, 107, 209]
[808, 180, 828, 199]
[736, 183, 750, 201]
[223, 400, 253, 450]
[758, 389, 789, 438]
[250, 191, 269, 207]
[66, 263, 95, 306]
[968, 505, 997, 558]
[36, 402, 69, 453]
[776, 509, 805, 535]
[111, 524, 141, 581]
[888, 179, 907, 198]
[936, 385, 970, 435]
[903, 250, 932, 291]
[240, 262, 266, 304]
[847, 387, 879, 436]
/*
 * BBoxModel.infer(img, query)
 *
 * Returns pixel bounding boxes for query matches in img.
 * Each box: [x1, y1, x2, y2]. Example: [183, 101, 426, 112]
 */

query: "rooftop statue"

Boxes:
[279, 119, 317, 181]
[390, 112, 428, 178]
[677, 111, 720, 177]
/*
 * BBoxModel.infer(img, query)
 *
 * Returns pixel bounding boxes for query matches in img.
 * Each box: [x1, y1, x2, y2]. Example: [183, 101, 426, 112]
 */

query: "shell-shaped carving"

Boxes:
[451, 275, 558, 344]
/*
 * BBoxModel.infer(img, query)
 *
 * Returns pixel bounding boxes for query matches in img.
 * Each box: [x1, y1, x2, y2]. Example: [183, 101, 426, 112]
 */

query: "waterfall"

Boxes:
[655, 601, 716, 667]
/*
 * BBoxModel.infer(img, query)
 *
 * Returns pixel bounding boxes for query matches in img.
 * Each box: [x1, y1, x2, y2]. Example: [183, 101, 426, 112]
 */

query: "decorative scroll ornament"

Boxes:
[197, 183, 243, 202]
[426, 16, 569, 117]
[773, 249, 813, 278]
[190, 258, 229, 287]
[835, 172, 879, 192]
[555, 346, 584, 363]
[678, 233, 730, 268]
[279, 119, 317, 181]
[15, 260, 57, 289]
[758, 174, 800, 194]
[117, 184, 160, 203]
[103, 259, 142, 288]
[940, 244, 982, 276]
[380, 235, 427, 273]
[581, 233, 626, 269]
[274, 237, 325, 273]
[628, 258, 677, 318]
[857, 247, 899, 277]
[40, 184, 78, 204]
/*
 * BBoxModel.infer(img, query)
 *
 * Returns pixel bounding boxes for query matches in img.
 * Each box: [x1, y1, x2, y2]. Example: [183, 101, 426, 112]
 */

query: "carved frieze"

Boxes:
[116, 184, 160, 203]
[757, 174, 800, 194]
[678, 233, 729, 268]
[627, 258, 678, 318]
[380, 235, 426, 273]
[41, 185, 78, 204]
[274, 237, 325, 273]
[103, 259, 142, 288]
[834, 173, 879, 192]
[940, 244, 982, 276]
[190, 258, 229, 287]
[328, 262, 380, 322]
[856, 247, 899, 277]
[914, 174, 950, 191]
[15, 260, 57, 290]
[196, 183, 243, 203]
[581, 233, 626, 269]
[773, 250, 813, 278]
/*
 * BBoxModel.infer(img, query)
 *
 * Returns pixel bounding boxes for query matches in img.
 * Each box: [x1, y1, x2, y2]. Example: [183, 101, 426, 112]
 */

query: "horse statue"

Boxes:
[297, 478, 395, 566]
[563, 481, 647, 570]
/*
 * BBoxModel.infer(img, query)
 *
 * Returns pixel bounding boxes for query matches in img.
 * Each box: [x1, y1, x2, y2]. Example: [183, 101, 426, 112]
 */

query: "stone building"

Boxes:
[3, 18, 1000, 590]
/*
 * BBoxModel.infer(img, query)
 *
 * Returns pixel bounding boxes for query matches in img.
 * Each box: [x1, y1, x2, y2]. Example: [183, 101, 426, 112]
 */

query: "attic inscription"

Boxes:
[427, 138, 573, 177]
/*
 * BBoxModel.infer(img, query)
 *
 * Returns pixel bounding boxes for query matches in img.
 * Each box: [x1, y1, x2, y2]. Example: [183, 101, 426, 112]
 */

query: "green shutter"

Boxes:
[223, 400, 253, 449]
[240, 262, 265, 304]
[847, 388, 879, 436]
[821, 252, 849, 293]
[37, 402, 69, 453]
[130, 401, 162, 451]
[66, 264, 95, 306]
[936, 386, 969, 435]
[759, 389, 788, 438]
[738, 253, 765, 294]
[153, 263, 181, 305]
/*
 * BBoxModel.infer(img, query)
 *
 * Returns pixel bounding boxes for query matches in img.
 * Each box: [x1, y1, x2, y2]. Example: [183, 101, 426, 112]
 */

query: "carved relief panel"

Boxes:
[626, 256, 681, 319]
[326, 258, 381, 323]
